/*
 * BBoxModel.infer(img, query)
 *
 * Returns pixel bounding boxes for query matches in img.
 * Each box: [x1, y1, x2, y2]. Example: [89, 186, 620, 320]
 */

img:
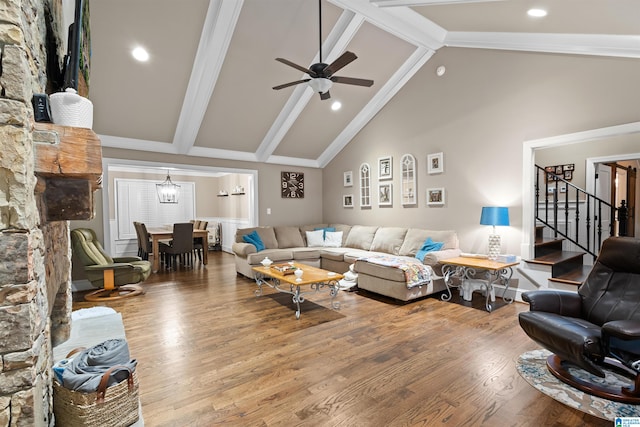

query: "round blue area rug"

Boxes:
[516, 349, 640, 421]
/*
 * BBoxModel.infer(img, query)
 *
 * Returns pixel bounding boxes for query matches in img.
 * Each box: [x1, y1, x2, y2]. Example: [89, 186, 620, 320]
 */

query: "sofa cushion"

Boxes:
[370, 227, 407, 255]
[354, 258, 408, 282]
[399, 229, 458, 256]
[305, 230, 325, 247]
[246, 249, 293, 264]
[329, 224, 352, 246]
[344, 250, 382, 264]
[415, 237, 444, 262]
[242, 230, 265, 251]
[300, 224, 329, 245]
[324, 231, 343, 248]
[274, 226, 304, 248]
[344, 226, 379, 250]
[314, 226, 336, 238]
[292, 247, 321, 260]
[238, 227, 278, 249]
[320, 248, 351, 261]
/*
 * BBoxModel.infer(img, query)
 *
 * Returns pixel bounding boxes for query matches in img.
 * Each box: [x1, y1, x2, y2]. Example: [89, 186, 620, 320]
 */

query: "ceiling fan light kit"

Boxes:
[272, 0, 373, 101]
[308, 78, 332, 94]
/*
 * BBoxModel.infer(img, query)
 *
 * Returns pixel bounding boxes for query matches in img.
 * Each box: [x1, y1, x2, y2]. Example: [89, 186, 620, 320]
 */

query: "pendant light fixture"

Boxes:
[156, 170, 180, 204]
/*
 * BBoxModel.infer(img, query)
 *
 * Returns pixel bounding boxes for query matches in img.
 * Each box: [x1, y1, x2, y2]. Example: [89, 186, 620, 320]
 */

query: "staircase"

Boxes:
[525, 165, 626, 287]
[526, 225, 592, 286]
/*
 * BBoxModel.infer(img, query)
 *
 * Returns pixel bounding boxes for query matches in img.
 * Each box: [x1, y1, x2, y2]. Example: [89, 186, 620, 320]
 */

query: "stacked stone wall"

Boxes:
[0, 0, 72, 425]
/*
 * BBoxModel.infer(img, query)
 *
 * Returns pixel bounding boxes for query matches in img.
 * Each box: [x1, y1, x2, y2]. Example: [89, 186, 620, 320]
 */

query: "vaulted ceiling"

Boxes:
[89, 0, 640, 169]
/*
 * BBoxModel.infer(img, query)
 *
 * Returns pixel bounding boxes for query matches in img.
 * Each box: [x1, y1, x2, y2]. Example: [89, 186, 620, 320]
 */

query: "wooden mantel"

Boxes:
[33, 123, 103, 221]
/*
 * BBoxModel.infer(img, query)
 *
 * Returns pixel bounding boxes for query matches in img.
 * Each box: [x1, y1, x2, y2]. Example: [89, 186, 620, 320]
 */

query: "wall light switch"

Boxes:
[267, 208, 271, 215]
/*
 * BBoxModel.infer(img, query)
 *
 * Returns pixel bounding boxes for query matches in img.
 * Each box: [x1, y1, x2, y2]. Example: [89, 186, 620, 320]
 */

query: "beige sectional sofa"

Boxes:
[232, 224, 461, 302]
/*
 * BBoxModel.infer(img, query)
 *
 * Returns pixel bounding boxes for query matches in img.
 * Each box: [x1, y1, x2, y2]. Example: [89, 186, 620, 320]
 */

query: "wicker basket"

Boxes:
[53, 365, 139, 427]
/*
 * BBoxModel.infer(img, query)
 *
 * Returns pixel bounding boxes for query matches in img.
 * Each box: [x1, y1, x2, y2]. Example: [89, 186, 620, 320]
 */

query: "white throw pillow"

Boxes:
[324, 231, 343, 248]
[305, 230, 325, 247]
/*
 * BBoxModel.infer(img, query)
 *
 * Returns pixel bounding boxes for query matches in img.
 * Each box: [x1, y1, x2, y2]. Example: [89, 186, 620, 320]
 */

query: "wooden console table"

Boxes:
[441, 256, 519, 312]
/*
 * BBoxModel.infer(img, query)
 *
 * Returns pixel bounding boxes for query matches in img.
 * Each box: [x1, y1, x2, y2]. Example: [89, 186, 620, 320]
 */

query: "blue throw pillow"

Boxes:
[415, 237, 444, 262]
[314, 227, 336, 239]
[242, 230, 265, 251]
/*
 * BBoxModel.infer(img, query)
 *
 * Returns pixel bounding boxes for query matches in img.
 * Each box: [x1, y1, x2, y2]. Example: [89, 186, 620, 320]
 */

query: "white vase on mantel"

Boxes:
[49, 88, 93, 129]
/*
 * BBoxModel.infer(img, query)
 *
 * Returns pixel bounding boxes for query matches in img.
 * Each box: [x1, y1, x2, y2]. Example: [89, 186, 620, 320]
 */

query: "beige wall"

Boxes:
[323, 47, 640, 255]
[536, 133, 640, 190]
[96, 150, 324, 228]
[79, 48, 640, 257]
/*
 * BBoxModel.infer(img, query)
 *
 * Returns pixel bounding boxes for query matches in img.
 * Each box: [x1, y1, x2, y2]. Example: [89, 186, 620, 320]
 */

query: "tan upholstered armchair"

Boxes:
[71, 228, 150, 301]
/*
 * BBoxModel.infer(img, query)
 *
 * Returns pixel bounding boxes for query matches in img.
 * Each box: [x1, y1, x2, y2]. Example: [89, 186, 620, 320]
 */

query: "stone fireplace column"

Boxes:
[0, 1, 73, 425]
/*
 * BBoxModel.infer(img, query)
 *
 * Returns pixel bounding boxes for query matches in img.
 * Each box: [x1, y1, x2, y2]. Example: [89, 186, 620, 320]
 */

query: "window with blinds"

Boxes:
[115, 178, 196, 240]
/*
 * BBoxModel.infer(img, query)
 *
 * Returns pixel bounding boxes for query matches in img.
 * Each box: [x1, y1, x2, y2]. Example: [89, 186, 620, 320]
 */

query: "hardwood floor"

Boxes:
[72, 252, 609, 426]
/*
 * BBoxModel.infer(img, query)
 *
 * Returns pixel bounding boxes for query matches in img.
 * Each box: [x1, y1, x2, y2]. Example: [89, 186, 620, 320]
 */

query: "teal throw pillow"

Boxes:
[415, 237, 444, 262]
[242, 230, 265, 251]
[314, 227, 336, 239]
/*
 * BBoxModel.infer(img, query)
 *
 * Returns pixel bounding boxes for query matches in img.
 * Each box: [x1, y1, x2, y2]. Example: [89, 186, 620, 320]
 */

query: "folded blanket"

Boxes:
[360, 255, 432, 288]
[61, 338, 137, 392]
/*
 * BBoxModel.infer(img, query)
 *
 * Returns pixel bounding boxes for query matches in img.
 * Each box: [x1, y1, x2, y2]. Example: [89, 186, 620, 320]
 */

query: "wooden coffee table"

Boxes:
[252, 262, 343, 319]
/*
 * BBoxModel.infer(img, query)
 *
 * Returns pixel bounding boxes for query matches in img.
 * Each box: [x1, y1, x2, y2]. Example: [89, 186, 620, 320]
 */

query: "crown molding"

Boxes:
[445, 32, 640, 58]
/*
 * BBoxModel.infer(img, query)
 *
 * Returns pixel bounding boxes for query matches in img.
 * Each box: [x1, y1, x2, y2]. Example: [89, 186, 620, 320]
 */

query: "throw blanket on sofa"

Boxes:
[360, 255, 432, 288]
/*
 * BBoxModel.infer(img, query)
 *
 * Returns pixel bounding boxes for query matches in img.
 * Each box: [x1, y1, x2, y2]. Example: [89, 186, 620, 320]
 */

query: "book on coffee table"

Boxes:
[270, 263, 297, 275]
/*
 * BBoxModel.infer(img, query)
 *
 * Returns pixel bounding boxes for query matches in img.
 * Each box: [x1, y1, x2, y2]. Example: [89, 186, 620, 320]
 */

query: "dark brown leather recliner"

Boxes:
[519, 236, 640, 403]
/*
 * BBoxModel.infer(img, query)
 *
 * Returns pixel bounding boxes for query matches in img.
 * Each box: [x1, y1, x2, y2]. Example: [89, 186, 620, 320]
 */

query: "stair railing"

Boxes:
[535, 165, 617, 259]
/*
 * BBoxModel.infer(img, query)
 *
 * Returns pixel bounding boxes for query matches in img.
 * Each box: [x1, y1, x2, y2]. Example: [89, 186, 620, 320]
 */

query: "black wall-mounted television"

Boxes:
[61, 0, 91, 96]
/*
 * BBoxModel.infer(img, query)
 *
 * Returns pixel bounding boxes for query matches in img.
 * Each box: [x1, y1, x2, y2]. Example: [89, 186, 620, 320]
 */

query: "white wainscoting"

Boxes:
[219, 218, 250, 253]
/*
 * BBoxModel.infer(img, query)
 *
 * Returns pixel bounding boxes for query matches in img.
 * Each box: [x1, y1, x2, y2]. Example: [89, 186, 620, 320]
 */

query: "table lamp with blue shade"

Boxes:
[480, 206, 510, 260]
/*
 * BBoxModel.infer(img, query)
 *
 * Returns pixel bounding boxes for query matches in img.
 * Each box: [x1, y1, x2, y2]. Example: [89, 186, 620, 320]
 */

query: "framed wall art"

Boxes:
[343, 194, 354, 208]
[544, 163, 575, 182]
[281, 171, 304, 198]
[426, 187, 445, 206]
[400, 153, 416, 206]
[344, 171, 353, 187]
[378, 183, 393, 206]
[427, 152, 444, 174]
[378, 156, 392, 180]
[359, 163, 371, 208]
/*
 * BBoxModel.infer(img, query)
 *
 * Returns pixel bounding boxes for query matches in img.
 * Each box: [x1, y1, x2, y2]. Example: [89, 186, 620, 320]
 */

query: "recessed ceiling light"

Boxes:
[331, 101, 342, 111]
[132, 47, 149, 62]
[527, 8, 547, 18]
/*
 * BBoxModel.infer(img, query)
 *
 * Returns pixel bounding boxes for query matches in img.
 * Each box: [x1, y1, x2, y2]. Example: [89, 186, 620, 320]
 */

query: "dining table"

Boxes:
[147, 227, 209, 273]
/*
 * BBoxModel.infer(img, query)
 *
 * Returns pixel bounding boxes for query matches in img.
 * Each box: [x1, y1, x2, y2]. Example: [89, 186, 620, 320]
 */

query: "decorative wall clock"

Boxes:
[281, 172, 304, 198]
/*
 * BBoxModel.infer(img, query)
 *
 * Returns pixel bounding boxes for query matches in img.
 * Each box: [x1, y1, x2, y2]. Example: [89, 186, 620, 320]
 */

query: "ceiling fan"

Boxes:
[272, 0, 374, 100]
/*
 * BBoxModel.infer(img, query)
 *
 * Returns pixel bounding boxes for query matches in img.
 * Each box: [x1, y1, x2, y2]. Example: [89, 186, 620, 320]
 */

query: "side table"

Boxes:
[440, 256, 519, 312]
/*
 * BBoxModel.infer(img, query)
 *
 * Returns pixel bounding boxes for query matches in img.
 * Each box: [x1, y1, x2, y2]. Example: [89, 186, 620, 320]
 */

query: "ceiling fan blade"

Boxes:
[275, 58, 314, 76]
[273, 79, 311, 90]
[323, 51, 357, 76]
[331, 76, 374, 87]
[320, 90, 331, 100]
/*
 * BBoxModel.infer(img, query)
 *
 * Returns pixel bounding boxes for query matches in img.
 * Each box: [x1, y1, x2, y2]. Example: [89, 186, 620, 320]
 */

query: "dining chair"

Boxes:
[159, 222, 194, 269]
[139, 222, 153, 261]
[193, 220, 208, 262]
[133, 222, 144, 258]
